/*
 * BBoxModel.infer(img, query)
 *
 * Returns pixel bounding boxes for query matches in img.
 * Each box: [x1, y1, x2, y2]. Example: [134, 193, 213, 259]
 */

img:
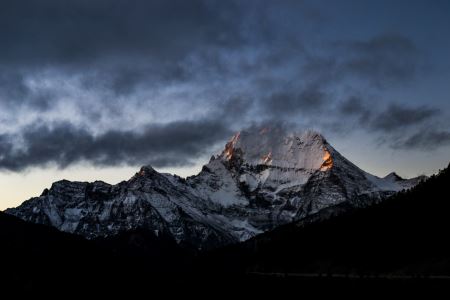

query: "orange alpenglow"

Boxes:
[224, 132, 241, 160]
[320, 149, 333, 171]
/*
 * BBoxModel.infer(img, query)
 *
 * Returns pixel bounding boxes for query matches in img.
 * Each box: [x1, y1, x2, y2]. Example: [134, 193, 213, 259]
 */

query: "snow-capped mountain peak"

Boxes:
[6, 127, 425, 249]
[219, 127, 332, 171]
[208, 128, 338, 198]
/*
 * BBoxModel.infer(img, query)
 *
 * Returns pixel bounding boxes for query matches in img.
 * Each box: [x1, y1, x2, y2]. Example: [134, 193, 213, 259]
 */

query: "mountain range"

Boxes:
[1, 127, 449, 293]
[5, 127, 424, 250]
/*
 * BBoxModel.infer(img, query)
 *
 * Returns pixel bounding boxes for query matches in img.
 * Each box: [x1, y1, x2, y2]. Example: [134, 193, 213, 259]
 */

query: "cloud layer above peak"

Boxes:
[0, 0, 449, 172]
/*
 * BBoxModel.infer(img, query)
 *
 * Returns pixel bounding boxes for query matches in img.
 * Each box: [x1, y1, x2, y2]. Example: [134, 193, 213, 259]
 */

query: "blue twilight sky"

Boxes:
[0, 0, 449, 209]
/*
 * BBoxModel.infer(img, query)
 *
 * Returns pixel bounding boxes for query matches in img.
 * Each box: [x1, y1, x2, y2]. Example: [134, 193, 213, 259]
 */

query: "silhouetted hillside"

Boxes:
[0, 212, 191, 293]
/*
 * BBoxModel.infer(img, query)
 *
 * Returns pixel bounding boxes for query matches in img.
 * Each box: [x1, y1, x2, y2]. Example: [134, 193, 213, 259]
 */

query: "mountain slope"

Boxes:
[6, 167, 234, 250]
[199, 163, 450, 276]
[5, 127, 423, 249]
[186, 127, 422, 238]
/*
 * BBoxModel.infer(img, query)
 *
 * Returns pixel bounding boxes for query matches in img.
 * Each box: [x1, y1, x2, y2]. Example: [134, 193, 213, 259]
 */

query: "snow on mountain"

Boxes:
[5, 127, 424, 249]
[186, 127, 424, 241]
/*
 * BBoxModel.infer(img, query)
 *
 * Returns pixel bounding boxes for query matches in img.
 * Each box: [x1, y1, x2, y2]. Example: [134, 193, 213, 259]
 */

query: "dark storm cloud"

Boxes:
[78, 64, 188, 97]
[261, 33, 424, 127]
[369, 104, 438, 132]
[0, 120, 231, 171]
[332, 97, 445, 148]
[336, 96, 373, 126]
[0, 0, 448, 173]
[0, 0, 310, 110]
[299, 34, 420, 92]
[336, 34, 419, 85]
[0, 72, 28, 100]
[0, 0, 247, 108]
[219, 95, 255, 119]
[0, 0, 242, 66]
[339, 96, 368, 115]
[0, 70, 54, 110]
[261, 84, 328, 116]
[392, 130, 450, 150]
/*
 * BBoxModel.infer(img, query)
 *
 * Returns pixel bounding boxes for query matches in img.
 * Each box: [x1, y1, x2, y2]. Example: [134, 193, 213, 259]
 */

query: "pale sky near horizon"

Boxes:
[1, 0, 449, 210]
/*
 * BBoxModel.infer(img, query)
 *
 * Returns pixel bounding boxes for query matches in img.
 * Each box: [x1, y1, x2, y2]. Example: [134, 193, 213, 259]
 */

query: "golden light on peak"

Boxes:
[224, 145, 234, 160]
[223, 132, 241, 160]
[320, 149, 333, 171]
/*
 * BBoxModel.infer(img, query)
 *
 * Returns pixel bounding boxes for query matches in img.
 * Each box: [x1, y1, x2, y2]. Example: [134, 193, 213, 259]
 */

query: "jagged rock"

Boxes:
[6, 127, 424, 249]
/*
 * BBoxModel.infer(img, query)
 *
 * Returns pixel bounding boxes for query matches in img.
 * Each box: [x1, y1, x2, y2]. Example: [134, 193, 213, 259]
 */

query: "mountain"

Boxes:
[188, 128, 422, 238]
[5, 127, 423, 249]
[5, 170, 234, 250]
[2, 165, 446, 294]
[197, 163, 450, 278]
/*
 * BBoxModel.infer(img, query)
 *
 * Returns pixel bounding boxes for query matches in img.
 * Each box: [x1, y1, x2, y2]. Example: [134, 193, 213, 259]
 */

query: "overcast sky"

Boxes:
[1, 0, 449, 209]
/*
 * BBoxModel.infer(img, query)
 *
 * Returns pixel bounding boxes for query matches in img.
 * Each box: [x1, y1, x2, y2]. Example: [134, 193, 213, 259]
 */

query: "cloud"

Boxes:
[0, 0, 244, 67]
[335, 97, 439, 133]
[391, 130, 450, 150]
[0, 70, 54, 111]
[0, 0, 312, 115]
[336, 34, 419, 85]
[260, 84, 328, 117]
[338, 96, 370, 116]
[0, 72, 28, 101]
[0, 1, 448, 173]
[332, 97, 449, 151]
[369, 104, 438, 132]
[0, 0, 249, 112]
[0, 119, 231, 171]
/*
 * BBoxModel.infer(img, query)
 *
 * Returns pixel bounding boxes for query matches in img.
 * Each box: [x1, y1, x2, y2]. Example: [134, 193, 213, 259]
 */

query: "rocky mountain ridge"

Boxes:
[6, 127, 424, 249]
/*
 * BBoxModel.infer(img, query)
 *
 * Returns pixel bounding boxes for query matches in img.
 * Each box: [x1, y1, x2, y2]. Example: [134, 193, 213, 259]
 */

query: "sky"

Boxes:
[1, 0, 450, 210]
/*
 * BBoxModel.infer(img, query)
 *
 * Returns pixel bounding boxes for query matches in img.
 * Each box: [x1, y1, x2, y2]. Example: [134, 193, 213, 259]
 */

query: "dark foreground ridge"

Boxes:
[1, 163, 449, 294]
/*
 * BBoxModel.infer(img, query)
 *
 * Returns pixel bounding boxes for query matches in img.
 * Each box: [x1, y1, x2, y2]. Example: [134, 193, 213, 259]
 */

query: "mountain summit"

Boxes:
[6, 127, 423, 249]
[221, 128, 332, 171]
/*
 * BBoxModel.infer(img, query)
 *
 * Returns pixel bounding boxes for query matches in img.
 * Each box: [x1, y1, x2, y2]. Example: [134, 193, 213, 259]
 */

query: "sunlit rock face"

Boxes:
[221, 128, 331, 170]
[6, 127, 424, 249]
[216, 128, 336, 193]
[321, 150, 333, 171]
[189, 126, 423, 241]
